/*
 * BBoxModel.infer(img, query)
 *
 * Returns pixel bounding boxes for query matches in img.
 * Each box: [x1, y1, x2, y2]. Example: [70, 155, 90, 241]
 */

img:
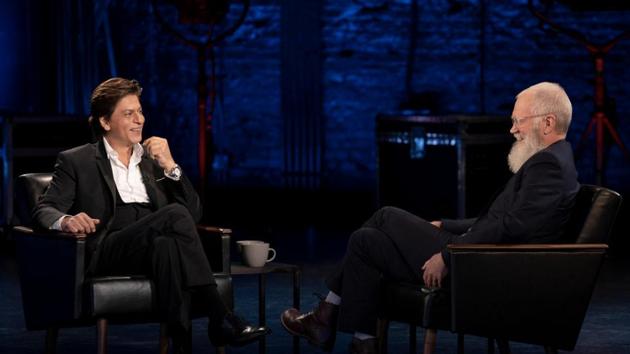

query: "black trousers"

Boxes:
[325, 206, 456, 335]
[92, 203, 227, 333]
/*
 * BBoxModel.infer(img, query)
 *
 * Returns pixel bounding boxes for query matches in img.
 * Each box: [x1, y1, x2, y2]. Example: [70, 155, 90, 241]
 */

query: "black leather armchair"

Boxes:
[377, 184, 622, 354]
[13, 173, 234, 354]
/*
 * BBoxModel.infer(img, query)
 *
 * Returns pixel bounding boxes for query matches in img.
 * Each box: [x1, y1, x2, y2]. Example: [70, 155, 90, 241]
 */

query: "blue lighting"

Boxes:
[0, 1, 19, 111]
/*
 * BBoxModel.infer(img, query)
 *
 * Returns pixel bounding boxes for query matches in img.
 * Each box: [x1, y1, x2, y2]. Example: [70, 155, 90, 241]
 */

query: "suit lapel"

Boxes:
[140, 157, 160, 208]
[95, 140, 117, 207]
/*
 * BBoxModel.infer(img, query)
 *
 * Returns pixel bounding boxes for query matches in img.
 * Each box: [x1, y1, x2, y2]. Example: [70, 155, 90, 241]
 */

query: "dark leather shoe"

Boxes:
[280, 300, 338, 351]
[349, 337, 378, 354]
[208, 313, 270, 347]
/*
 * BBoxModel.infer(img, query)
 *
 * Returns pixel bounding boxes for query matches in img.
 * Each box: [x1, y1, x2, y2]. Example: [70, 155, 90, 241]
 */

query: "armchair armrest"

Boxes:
[448, 243, 607, 350]
[448, 243, 608, 252]
[12, 226, 86, 330]
[13, 225, 87, 240]
[197, 225, 231, 275]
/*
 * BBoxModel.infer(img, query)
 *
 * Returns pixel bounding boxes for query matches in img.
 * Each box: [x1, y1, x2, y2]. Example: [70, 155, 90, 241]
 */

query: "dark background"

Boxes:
[1, 0, 629, 255]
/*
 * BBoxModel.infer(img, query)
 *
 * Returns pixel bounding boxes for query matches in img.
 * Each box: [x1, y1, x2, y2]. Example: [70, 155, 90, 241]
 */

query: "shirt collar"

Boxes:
[102, 137, 144, 164]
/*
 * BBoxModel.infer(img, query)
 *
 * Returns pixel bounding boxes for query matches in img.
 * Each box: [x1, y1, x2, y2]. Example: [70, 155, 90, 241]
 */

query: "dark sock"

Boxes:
[194, 284, 229, 327]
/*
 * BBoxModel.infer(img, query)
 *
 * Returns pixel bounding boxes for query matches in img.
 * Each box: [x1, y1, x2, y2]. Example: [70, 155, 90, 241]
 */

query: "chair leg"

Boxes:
[487, 337, 495, 354]
[409, 325, 417, 354]
[45, 327, 58, 354]
[97, 318, 108, 354]
[457, 333, 464, 354]
[497, 339, 511, 354]
[423, 328, 437, 354]
[544, 346, 558, 354]
[377, 319, 390, 354]
[159, 323, 169, 354]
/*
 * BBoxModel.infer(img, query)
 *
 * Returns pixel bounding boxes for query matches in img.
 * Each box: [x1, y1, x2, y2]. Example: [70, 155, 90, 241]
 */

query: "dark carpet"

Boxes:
[1, 226, 629, 354]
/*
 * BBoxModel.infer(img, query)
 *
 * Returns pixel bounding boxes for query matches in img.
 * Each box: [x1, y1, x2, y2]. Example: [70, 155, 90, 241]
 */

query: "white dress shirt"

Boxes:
[102, 137, 151, 204]
[51, 138, 151, 230]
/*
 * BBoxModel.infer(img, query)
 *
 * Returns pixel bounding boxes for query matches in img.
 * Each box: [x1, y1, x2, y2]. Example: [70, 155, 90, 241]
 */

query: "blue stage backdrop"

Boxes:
[2, 0, 630, 192]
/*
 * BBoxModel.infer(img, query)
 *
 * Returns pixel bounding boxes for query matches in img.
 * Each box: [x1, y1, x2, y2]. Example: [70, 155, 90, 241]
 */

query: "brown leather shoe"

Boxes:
[280, 300, 338, 351]
[349, 337, 378, 354]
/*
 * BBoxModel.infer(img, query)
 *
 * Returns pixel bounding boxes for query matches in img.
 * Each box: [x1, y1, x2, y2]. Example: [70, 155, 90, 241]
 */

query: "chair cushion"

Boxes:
[86, 276, 154, 317]
[86, 274, 234, 318]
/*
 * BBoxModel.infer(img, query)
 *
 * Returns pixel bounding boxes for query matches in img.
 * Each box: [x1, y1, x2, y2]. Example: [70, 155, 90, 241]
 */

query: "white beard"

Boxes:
[507, 129, 545, 173]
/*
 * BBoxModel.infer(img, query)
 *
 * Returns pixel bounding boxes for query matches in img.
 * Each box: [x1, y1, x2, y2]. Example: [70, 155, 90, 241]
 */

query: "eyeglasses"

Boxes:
[510, 113, 552, 127]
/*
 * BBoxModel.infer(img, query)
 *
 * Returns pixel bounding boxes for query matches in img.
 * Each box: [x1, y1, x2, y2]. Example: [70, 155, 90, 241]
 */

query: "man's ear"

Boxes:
[99, 116, 111, 131]
[544, 114, 556, 134]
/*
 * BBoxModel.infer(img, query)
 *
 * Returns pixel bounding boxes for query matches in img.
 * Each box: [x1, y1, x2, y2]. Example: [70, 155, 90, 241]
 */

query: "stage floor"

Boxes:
[1, 226, 629, 354]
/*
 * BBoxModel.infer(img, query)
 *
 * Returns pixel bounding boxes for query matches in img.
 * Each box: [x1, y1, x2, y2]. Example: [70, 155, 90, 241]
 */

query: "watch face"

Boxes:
[168, 165, 182, 178]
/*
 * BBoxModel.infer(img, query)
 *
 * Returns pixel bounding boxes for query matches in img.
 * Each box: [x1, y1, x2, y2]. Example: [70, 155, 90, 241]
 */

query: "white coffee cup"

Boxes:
[236, 240, 265, 253]
[241, 241, 276, 268]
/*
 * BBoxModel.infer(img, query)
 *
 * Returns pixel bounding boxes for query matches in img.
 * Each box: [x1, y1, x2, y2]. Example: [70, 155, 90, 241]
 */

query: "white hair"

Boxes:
[516, 82, 572, 135]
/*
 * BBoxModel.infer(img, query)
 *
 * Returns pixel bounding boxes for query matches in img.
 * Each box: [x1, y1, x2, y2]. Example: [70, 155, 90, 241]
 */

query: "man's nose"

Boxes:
[134, 112, 144, 124]
[509, 123, 518, 134]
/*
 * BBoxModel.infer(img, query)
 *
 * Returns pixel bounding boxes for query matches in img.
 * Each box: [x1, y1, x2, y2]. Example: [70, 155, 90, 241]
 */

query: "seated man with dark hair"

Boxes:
[281, 82, 580, 354]
[33, 77, 269, 353]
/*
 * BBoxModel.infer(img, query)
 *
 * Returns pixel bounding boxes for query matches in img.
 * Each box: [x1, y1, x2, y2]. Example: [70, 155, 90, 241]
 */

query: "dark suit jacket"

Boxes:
[33, 139, 202, 266]
[439, 139, 579, 264]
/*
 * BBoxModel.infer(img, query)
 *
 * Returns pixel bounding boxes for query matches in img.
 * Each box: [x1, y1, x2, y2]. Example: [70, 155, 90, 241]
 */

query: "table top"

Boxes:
[231, 262, 300, 275]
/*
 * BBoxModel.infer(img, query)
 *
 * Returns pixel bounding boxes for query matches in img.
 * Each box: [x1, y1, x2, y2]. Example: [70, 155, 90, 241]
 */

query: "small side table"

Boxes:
[231, 262, 301, 354]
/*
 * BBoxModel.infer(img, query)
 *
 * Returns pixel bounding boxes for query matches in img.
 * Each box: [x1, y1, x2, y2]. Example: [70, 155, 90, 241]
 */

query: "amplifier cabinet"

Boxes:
[377, 114, 513, 220]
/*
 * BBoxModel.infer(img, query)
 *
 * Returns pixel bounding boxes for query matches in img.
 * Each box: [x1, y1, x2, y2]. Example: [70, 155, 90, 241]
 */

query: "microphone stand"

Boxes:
[529, 0, 630, 184]
[152, 0, 250, 200]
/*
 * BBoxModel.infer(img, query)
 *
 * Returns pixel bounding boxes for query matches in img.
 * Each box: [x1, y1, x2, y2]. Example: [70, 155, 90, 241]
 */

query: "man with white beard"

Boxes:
[281, 82, 579, 354]
[507, 82, 571, 173]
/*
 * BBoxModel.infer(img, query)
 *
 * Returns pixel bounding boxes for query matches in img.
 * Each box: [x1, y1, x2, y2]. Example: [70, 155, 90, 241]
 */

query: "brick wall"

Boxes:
[108, 0, 630, 191]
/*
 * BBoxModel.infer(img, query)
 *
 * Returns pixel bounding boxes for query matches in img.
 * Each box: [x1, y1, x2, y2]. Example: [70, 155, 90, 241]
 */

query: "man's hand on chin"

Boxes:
[422, 252, 448, 288]
[142, 136, 176, 171]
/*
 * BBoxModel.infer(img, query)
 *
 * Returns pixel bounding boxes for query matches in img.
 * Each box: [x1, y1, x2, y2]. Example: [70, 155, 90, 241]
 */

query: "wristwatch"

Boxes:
[164, 164, 182, 180]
